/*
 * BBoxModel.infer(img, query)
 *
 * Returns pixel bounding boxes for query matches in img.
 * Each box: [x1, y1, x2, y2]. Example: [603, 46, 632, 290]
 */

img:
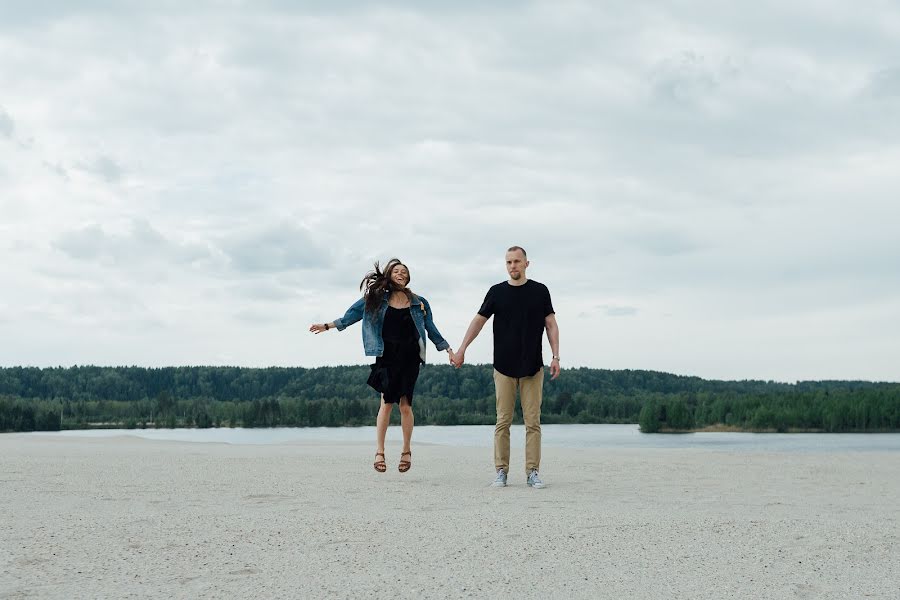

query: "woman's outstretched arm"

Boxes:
[309, 322, 336, 334]
[310, 297, 365, 334]
[421, 297, 450, 352]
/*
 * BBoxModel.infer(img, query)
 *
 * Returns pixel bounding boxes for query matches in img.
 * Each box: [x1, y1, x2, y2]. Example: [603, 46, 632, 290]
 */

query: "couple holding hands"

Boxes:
[309, 246, 560, 488]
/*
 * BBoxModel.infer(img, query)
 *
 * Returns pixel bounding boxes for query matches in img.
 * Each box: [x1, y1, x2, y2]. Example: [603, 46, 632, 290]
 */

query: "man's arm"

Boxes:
[545, 313, 560, 379]
[453, 314, 489, 367]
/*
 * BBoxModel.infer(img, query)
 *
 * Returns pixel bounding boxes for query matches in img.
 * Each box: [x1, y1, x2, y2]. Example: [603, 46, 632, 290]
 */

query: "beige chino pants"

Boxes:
[493, 368, 543, 475]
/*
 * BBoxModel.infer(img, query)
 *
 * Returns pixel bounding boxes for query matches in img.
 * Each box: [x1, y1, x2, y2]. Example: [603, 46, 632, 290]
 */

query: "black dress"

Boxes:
[368, 306, 423, 404]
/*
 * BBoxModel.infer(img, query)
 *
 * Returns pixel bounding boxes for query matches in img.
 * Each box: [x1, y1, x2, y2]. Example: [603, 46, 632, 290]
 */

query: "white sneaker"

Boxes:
[526, 469, 545, 488]
[491, 469, 508, 487]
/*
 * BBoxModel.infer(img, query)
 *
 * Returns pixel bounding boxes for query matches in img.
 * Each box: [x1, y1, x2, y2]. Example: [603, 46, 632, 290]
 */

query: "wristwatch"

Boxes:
[552, 355, 560, 361]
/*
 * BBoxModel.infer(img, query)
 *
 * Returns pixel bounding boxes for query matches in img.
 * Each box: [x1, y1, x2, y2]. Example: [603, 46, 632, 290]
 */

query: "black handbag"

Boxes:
[366, 363, 390, 393]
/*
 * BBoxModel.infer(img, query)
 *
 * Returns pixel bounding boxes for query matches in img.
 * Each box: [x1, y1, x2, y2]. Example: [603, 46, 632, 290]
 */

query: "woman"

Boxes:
[309, 258, 454, 473]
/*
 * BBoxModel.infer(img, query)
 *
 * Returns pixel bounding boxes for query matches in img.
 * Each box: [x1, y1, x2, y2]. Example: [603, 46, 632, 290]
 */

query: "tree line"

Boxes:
[0, 365, 898, 433]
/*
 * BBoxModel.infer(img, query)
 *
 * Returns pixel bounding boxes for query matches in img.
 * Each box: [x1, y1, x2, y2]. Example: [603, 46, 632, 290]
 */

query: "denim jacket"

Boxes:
[333, 294, 450, 361]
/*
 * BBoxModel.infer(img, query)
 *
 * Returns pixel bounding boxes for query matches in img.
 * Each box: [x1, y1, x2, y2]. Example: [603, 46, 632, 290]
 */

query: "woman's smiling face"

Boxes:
[390, 264, 410, 287]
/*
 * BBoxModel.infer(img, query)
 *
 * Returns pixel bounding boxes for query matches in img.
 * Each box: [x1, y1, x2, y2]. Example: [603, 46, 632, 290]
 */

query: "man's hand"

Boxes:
[544, 313, 560, 379]
[454, 316, 486, 369]
[549, 357, 560, 380]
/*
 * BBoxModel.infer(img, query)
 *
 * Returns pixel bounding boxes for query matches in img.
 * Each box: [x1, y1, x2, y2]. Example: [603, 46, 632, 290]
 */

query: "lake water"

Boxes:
[39, 424, 900, 453]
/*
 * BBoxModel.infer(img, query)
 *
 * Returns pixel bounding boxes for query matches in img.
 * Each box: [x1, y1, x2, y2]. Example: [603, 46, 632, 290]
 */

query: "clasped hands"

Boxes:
[448, 349, 464, 369]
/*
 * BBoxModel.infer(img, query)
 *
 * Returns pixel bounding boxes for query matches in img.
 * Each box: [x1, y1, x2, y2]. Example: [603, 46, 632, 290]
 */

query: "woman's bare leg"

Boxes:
[376, 395, 393, 455]
[399, 396, 413, 466]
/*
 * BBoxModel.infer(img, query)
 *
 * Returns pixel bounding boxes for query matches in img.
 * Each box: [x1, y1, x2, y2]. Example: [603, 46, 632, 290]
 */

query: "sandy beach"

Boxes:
[1, 434, 898, 599]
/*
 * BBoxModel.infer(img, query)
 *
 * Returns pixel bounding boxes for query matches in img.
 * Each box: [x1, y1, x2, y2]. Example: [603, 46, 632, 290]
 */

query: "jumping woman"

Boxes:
[309, 258, 454, 473]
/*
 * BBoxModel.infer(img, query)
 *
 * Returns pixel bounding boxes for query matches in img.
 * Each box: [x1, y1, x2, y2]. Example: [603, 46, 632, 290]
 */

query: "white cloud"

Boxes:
[0, 106, 13, 138]
[78, 155, 124, 183]
[53, 220, 210, 267]
[1, 1, 899, 381]
[218, 223, 332, 274]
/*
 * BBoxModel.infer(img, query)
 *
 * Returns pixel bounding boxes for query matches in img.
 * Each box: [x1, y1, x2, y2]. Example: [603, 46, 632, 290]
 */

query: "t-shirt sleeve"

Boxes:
[477, 287, 495, 318]
[543, 285, 555, 317]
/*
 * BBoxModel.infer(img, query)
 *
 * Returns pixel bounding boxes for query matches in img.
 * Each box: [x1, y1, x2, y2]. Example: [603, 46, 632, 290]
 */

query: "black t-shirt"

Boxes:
[478, 279, 554, 378]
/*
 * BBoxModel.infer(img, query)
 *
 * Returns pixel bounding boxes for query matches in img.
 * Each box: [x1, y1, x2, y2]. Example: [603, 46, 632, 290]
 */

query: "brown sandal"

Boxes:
[374, 452, 386, 473]
[399, 451, 411, 473]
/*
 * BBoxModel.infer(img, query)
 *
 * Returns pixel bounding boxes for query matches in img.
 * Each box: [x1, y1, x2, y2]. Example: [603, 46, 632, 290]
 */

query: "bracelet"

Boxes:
[324, 323, 330, 330]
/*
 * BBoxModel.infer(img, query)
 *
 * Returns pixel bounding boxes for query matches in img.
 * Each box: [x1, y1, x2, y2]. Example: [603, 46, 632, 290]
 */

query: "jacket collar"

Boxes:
[381, 292, 421, 305]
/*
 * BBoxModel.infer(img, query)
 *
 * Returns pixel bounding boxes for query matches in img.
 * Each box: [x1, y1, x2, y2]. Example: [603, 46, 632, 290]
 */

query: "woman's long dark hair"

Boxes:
[360, 258, 413, 313]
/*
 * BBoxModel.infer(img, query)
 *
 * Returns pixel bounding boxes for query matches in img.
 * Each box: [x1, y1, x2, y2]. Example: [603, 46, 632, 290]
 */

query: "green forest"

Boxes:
[1, 365, 898, 433]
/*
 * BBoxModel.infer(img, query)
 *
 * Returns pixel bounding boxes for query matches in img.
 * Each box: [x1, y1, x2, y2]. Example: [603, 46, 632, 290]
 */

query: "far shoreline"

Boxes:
[6, 422, 900, 435]
[659, 425, 900, 434]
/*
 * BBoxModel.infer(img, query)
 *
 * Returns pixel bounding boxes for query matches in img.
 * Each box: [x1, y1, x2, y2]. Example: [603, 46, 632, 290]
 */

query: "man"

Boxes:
[452, 246, 560, 488]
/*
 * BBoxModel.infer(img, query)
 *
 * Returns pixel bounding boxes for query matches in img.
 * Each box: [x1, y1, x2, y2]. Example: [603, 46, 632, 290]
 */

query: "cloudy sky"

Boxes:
[2, 1, 899, 382]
